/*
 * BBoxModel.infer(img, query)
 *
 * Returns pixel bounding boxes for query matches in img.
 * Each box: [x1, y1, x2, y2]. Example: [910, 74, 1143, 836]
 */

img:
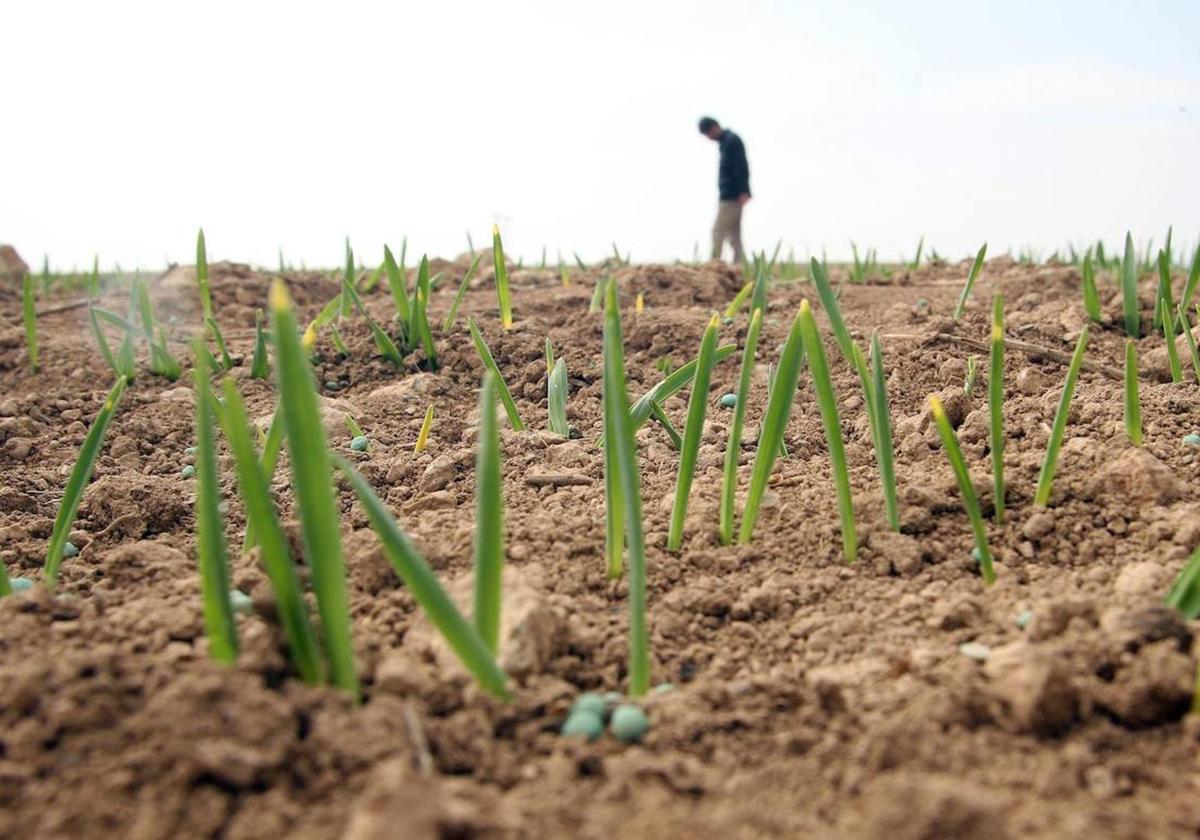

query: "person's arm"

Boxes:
[734, 137, 751, 203]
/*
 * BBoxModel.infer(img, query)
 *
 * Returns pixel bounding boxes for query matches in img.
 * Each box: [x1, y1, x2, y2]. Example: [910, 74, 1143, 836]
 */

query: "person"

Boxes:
[698, 116, 750, 264]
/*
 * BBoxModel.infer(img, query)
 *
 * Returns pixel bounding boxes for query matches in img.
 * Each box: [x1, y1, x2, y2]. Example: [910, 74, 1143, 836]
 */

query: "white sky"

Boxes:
[4, 0, 1198, 270]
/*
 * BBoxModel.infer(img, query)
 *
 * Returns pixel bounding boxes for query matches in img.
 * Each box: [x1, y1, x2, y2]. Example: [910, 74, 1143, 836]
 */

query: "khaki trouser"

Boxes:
[711, 200, 745, 264]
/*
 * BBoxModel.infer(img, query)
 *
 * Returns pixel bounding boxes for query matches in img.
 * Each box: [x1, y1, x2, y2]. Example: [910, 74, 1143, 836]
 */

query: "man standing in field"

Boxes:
[699, 116, 750, 264]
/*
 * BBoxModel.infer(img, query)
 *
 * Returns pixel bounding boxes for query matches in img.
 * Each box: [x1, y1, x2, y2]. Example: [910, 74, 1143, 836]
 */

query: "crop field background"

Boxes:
[2, 237, 1200, 837]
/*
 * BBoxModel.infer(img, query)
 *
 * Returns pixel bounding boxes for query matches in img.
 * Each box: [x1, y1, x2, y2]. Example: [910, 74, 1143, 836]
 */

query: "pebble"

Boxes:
[959, 642, 991, 661]
[610, 704, 649, 743]
[181, 465, 196, 478]
[229, 590, 254, 616]
[1184, 434, 1200, 447]
[325, 380, 342, 391]
[350, 436, 369, 451]
[721, 316, 734, 326]
[652, 682, 675, 695]
[719, 393, 738, 408]
[63, 541, 79, 558]
[1015, 609, 1033, 630]
[561, 709, 604, 741]
[10, 577, 33, 592]
[571, 692, 606, 719]
[184, 446, 197, 456]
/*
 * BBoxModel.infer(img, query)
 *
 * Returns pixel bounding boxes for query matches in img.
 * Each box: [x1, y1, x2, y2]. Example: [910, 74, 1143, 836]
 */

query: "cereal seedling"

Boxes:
[343, 265, 404, 366]
[442, 254, 483, 332]
[1121, 232, 1139, 338]
[603, 280, 650, 696]
[473, 373, 505, 654]
[270, 279, 358, 696]
[870, 333, 900, 531]
[1081, 253, 1101, 322]
[492, 225, 514, 329]
[720, 308, 763, 545]
[989, 295, 1006, 523]
[206, 317, 234, 371]
[667, 314, 720, 551]
[739, 306, 805, 544]
[1178, 304, 1200, 383]
[798, 300, 857, 562]
[410, 257, 438, 367]
[724, 281, 753, 318]
[1034, 325, 1090, 506]
[1125, 339, 1142, 446]
[953, 243, 988, 320]
[238, 406, 285, 555]
[1166, 543, 1200, 620]
[648, 401, 683, 449]
[192, 345, 237, 663]
[929, 395, 995, 584]
[627, 345, 737, 434]
[219, 379, 323, 684]
[333, 456, 510, 698]
[196, 228, 213, 325]
[964, 355, 979, 398]
[1160, 296, 1183, 383]
[548, 355, 570, 437]
[467, 318, 524, 431]
[44, 376, 128, 585]
[414, 404, 434, 453]
[22, 272, 38, 372]
[1156, 249, 1177, 333]
[383, 243, 411, 327]
[1181, 241, 1200, 316]
[589, 276, 609, 313]
[250, 309, 270, 379]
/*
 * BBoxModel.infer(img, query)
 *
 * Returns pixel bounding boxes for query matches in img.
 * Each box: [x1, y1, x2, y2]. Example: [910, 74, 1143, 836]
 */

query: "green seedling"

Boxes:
[953, 243, 988, 320]
[648, 401, 683, 449]
[1156, 249, 1176, 333]
[219, 380, 322, 684]
[724, 281, 753, 318]
[760, 363, 790, 459]
[1160, 296, 1183, 383]
[909, 235, 925, 269]
[415, 404, 434, 453]
[627, 345, 737, 433]
[410, 257, 438, 367]
[192, 344, 237, 663]
[798, 300, 857, 562]
[22, 273, 38, 372]
[1034, 325, 1090, 505]
[197, 228, 213, 324]
[1081, 253, 1101, 322]
[720, 308, 763, 545]
[667, 314, 720, 552]
[473, 374, 505, 654]
[343, 268, 404, 366]
[739, 306, 805, 544]
[989, 296, 1006, 524]
[589, 275, 609, 313]
[929, 395, 995, 584]
[1121, 232, 1139, 338]
[603, 280, 650, 696]
[548, 356, 570, 437]
[207, 317, 234, 371]
[333, 456, 509, 698]
[250, 309, 270, 379]
[492, 225, 514, 329]
[1125, 339, 1143, 446]
[345, 415, 365, 439]
[270, 279, 358, 696]
[442, 254, 483, 332]
[870, 333, 900, 531]
[964, 355, 979, 398]
[239, 406, 285, 555]
[467, 319, 524, 431]
[383, 243, 411, 327]
[1178, 305, 1200, 383]
[1181, 241, 1200, 316]
[44, 376, 128, 584]
[1166, 543, 1200, 620]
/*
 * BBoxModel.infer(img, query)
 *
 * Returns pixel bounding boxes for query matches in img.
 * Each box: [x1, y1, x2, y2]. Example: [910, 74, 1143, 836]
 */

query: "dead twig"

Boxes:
[881, 331, 1125, 382]
[524, 473, 592, 487]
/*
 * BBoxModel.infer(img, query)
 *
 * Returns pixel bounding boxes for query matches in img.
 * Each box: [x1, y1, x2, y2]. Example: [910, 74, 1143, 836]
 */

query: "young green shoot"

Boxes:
[343, 273, 404, 366]
[953, 243, 988, 320]
[492, 225, 514, 329]
[44, 376, 128, 585]
[192, 344, 237, 663]
[250, 309, 270, 379]
[1181, 241, 1200, 316]
[383, 243, 411, 326]
[1178, 304, 1200, 383]
[589, 275, 609, 313]
[238, 406, 285, 555]
[333, 456, 510, 698]
[739, 307, 806, 544]
[603, 280, 650, 696]
[22, 272, 38, 372]
[473, 373, 505, 654]
[219, 380, 323, 683]
[626, 345, 737, 434]
[345, 414, 365, 439]
[648, 401, 683, 449]
[414, 404, 434, 453]
[989, 295, 1006, 524]
[270, 279, 358, 697]
[964, 355, 979, 398]
[1160, 296, 1183, 383]
[666, 314, 720, 552]
[1121, 232, 1139, 338]
[1034, 325, 1090, 505]
[798, 301, 857, 562]
[720, 308, 763, 545]
[1166, 543, 1200, 620]
[441, 254, 483, 332]
[1125, 339, 1143, 446]
[1081, 252, 1101, 322]
[1156, 249, 1177, 333]
[207, 317, 234, 371]
[869, 333, 900, 531]
[548, 355, 570, 437]
[467, 319, 524, 430]
[724, 281, 754, 318]
[196, 228, 213, 325]
[929, 395, 995, 584]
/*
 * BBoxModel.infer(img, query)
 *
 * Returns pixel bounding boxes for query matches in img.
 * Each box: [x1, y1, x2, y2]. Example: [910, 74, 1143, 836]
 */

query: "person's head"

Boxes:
[698, 116, 722, 140]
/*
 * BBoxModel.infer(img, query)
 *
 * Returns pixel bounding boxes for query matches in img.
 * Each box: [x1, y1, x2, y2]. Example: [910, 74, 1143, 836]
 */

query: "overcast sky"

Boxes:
[4, 0, 1198, 271]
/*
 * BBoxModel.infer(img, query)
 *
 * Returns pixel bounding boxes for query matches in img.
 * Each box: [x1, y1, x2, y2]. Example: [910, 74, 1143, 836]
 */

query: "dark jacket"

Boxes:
[718, 129, 750, 201]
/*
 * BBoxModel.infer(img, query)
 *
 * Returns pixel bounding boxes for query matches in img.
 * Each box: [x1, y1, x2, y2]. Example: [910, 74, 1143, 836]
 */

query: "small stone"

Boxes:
[181, 465, 196, 478]
[325, 380, 342, 391]
[350, 436, 369, 452]
[63, 541, 79, 558]
[571, 692, 606, 718]
[1185, 434, 1200, 447]
[229, 590, 254, 616]
[1022, 512, 1055, 541]
[959, 642, 991, 661]
[610, 704, 649, 743]
[652, 682, 675, 694]
[1015, 609, 1033, 630]
[184, 446, 197, 456]
[719, 393, 737, 408]
[721, 316, 734, 326]
[561, 709, 603, 741]
[10, 577, 33, 592]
